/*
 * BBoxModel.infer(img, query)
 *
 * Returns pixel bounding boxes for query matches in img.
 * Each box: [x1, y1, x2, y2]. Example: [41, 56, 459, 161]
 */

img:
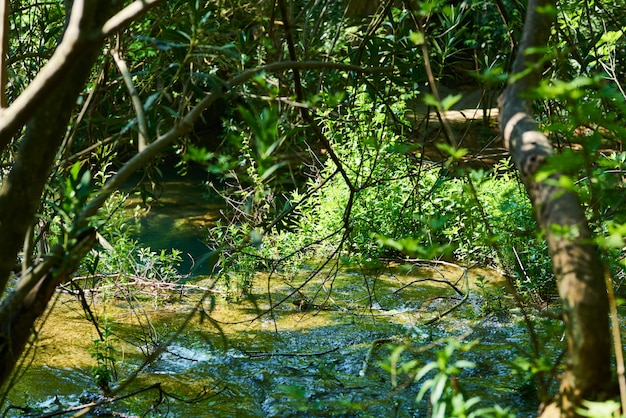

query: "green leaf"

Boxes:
[534, 149, 585, 182]
[143, 92, 161, 111]
[389, 345, 406, 387]
[535, 4, 557, 17]
[374, 234, 404, 252]
[454, 359, 476, 369]
[431, 375, 447, 404]
[69, 161, 81, 181]
[440, 94, 462, 111]
[184, 145, 214, 163]
[415, 361, 438, 385]
[576, 400, 620, 418]
[556, 175, 575, 191]
[436, 143, 468, 160]
[409, 30, 425, 45]
[423, 93, 439, 108]
[259, 161, 287, 182]
[416, 377, 435, 403]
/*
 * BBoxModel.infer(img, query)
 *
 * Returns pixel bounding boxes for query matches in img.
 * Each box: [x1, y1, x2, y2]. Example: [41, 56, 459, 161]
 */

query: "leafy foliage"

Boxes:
[389, 340, 515, 418]
[1, 0, 626, 414]
[211, 85, 552, 298]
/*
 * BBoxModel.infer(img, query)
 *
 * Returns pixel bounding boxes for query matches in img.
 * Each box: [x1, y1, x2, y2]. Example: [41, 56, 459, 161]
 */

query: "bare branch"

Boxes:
[111, 46, 148, 152]
[0, 0, 9, 109]
[99, 0, 167, 39]
[0, 0, 93, 151]
[419, 31, 457, 147]
[78, 60, 392, 223]
[0, 0, 166, 152]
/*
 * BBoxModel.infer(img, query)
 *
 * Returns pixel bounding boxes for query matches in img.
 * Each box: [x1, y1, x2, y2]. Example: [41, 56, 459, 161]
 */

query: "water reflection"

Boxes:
[4, 266, 560, 417]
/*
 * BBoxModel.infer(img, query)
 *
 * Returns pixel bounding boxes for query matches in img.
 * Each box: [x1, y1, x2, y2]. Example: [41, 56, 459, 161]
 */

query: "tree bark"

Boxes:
[0, 229, 96, 387]
[0, 0, 115, 388]
[499, 0, 611, 414]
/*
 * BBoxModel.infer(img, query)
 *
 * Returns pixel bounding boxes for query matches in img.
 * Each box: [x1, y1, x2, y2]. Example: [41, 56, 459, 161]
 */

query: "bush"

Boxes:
[207, 86, 555, 297]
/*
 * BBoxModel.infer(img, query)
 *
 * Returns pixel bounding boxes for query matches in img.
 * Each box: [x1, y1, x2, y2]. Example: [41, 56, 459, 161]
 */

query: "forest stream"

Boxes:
[4, 172, 569, 417]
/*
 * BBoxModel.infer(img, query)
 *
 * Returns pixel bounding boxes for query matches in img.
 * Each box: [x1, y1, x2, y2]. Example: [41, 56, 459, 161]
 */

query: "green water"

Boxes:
[1, 174, 562, 417]
[3, 268, 556, 417]
[122, 169, 222, 276]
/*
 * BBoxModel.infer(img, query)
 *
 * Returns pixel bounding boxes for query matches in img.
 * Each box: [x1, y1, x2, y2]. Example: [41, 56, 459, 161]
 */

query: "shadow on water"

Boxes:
[122, 165, 222, 276]
[3, 262, 563, 417]
[1, 168, 570, 417]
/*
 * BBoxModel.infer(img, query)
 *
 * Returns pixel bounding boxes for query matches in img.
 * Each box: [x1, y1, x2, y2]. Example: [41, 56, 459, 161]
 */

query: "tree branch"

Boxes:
[78, 60, 391, 223]
[111, 46, 148, 152]
[0, 0, 166, 153]
[0, 228, 96, 387]
[98, 0, 166, 39]
[0, 0, 93, 151]
[0, 0, 9, 109]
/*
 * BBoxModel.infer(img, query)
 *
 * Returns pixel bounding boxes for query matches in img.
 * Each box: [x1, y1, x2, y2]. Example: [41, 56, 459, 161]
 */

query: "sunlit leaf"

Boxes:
[436, 143, 468, 160]
[440, 94, 462, 111]
[409, 30, 425, 45]
[576, 400, 620, 418]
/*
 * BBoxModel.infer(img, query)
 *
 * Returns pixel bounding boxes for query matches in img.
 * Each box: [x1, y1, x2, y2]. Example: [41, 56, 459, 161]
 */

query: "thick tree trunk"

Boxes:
[0, 230, 96, 386]
[0, 0, 114, 388]
[499, 0, 611, 415]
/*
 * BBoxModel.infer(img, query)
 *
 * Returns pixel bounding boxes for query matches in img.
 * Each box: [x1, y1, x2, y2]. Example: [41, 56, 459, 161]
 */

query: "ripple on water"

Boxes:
[5, 267, 561, 417]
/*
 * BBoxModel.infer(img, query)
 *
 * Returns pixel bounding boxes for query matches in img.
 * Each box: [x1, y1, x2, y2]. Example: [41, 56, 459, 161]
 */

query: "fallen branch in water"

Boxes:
[422, 269, 470, 326]
[29, 383, 162, 417]
[390, 258, 474, 296]
[359, 337, 404, 377]
[62, 274, 226, 298]
[393, 277, 464, 296]
[389, 260, 473, 326]
[239, 345, 342, 359]
[22, 380, 230, 417]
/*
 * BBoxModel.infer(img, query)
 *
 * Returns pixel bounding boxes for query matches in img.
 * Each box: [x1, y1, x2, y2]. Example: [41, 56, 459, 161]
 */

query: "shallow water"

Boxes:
[122, 167, 222, 275]
[2, 265, 562, 417]
[1, 173, 567, 417]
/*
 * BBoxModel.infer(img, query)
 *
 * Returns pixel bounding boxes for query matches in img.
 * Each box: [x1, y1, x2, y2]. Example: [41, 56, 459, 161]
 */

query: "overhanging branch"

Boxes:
[78, 60, 392, 223]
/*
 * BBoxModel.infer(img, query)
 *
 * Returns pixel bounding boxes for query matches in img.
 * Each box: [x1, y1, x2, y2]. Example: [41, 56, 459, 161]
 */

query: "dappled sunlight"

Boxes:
[6, 265, 556, 417]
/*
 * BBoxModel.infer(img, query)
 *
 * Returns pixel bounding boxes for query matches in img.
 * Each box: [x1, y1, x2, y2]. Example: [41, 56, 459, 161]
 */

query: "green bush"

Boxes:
[207, 85, 555, 297]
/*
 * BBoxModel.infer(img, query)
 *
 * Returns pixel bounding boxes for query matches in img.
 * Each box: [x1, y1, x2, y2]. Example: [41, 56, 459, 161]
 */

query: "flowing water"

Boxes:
[4, 269, 554, 417]
[1, 172, 565, 417]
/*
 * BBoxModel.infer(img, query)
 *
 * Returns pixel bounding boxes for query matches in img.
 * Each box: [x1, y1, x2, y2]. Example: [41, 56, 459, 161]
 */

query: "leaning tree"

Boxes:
[499, 0, 616, 415]
[0, 0, 386, 389]
[0, 0, 620, 416]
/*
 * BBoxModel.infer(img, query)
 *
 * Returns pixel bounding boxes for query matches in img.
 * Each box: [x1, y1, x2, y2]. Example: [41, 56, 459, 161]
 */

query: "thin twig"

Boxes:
[393, 277, 464, 296]
[419, 31, 457, 148]
[78, 59, 390, 224]
[61, 59, 110, 163]
[111, 45, 148, 152]
[0, 0, 9, 109]
[605, 272, 626, 410]
[422, 268, 470, 325]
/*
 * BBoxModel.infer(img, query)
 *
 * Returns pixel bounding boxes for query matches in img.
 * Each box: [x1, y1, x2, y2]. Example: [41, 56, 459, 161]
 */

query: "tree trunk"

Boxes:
[0, 230, 96, 386]
[0, 0, 115, 388]
[499, 0, 612, 415]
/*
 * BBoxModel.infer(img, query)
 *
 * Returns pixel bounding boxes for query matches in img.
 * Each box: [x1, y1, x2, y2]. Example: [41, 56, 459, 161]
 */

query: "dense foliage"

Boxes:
[0, 0, 625, 415]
